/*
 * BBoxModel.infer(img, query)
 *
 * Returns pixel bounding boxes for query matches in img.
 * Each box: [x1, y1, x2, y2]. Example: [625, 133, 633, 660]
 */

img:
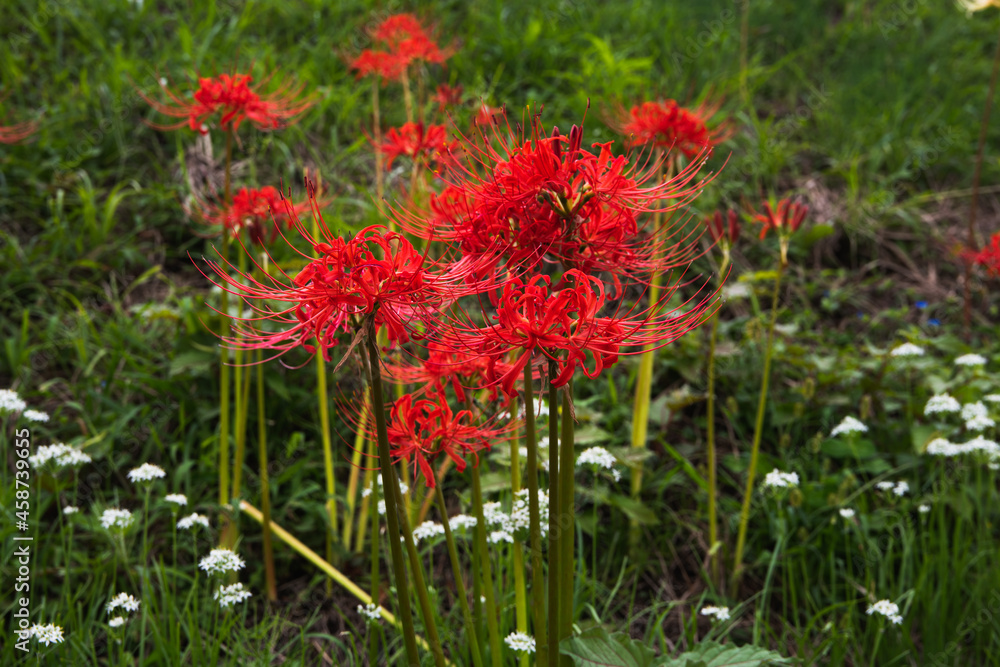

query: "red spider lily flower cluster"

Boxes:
[383, 340, 515, 403]
[474, 102, 505, 127]
[705, 209, 741, 246]
[754, 198, 808, 240]
[349, 13, 450, 82]
[0, 120, 38, 144]
[204, 190, 498, 360]
[142, 72, 315, 134]
[966, 232, 1000, 276]
[383, 391, 513, 486]
[614, 98, 732, 159]
[397, 117, 712, 283]
[441, 270, 714, 398]
[196, 186, 312, 246]
[433, 83, 464, 111]
[380, 122, 455, 171]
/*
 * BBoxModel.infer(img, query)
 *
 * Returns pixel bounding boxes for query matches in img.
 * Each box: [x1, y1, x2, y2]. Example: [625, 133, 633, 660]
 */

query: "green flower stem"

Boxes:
[546, 359, 561, 667]
[257, 350, 277, 601]
[523, 363, 547, 666]
[705, 308, 722, 588]
[732, 260, 785, 590]
[230, 248, 250, 546]
[368, 471, 381, 665]
[396, 464, 447, 667]
[471, 465, 503, 667]
[365, 332, 421, 664]
[313, 211, 338, 575]
[218, 127, 233, 512]
[558, 379, 575, 655]
[435, 482, 484, 667]
[509, 393, 530, 667]
[343, 397, 370, 552]
[354, 438, 376, 555]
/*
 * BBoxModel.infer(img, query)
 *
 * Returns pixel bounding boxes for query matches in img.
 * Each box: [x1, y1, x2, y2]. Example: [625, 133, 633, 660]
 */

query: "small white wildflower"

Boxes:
[926, 438, 959, 457]
[985, 394, 1000, 404]
[377, 499, 386, 516]
[164, 494, 188, 507]
[839, 508, 856, 519]
[215, 582, 252, 608]
[361, 487, 373, 499]
[100, 508, 134, 530]
[357, 602, 382, 624]
[955, 353, 987, 367]
[966, 414, 996, 432]
[577, 446, 622, 482]
[177, 513, 210, 530]
[763, 468, 800, 489]
[63, 506, 79, 515]
[0, 389, 27, 414]
[866, 599, 903, 625]
[28, 623, 64, 646]
[505, 631, 536, 654]
[108, 617, 125, 628]
[893, 481, 909, 497]
[875, 481, 895, 491]
[962, 402, 989, 420]
[918, 504, 931, 514]
[488, 530, 514, 544]
[106, 592, 141, 614]
[925, 394, 962, 415]
[890, 343, 924, 357]
[412, 521, 445, 544]
[831, 416, 868, 437]
[967, 435, 1000, 457]
[700, 605, 731, 622]
[22, 409, 49, 422]
[448, 514, 478, 531]
[29, 443, 92, 469]
[127, 463, 166, 484]
[199, 549, 245, 575]
[158, 77, 168, 87]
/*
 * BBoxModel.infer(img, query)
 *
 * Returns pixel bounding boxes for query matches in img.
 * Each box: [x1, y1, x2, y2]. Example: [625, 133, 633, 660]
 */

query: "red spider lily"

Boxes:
[141, 72, 314, 134]
[613, 98, 732, 159]
[349, 13, 451, 83]
[0, 120, 38, 144]
[395, 115, 712, 282]
[434, 83, 464, 111]
[474, 102, 505, 127]
[201, 181, 499, 361]
[379, 122, 455, 171]
[196, 186, 312, 246]
[349, 49, 409, 81]
[753, 198, 808, 240]
[384, 391, 512, 486]
[965, 232, 1000, 276]
[442, 269, 715, 397]
[705, 210, 741, 246]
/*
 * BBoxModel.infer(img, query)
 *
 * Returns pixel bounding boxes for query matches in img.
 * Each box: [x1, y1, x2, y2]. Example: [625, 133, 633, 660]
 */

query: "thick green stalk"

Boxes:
[231, 249, 249, 501]
[354, 437, 376, 555]
[316, 341, 338, 578]
[343, 397, 370, 551]
[523, 364, 547, 666]
[471, 465, 502, 667]
[217, 233, 231, 511]
[509, 394, 529, 667]
[546, 360, 561, 667]
[705, 310, 722, 588]
[368, 468, 381, 665]
[435, 483, 484, 667]
[365, 333, 421, 664]
[732, 261, 785, 590]
[396, 466, 447, 667]
[558, 381, 575, 655]
[257, 351, 276, 601]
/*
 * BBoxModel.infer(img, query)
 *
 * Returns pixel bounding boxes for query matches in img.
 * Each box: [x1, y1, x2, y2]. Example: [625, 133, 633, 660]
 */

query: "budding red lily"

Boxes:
[141, 72, 315, 135]
[433, 84, 464, 111]
[705, 209, 740, 271]
[753, 198, 808, 266]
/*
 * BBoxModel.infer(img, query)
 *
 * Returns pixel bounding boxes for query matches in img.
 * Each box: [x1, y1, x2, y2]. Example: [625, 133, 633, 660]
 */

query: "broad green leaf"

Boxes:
[668, 641, 791, 667]
[608, 494, 659, 526]
[560, 628, 656, 667]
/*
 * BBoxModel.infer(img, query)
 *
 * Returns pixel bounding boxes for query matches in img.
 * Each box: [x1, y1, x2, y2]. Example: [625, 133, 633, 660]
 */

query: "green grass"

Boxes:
[3, 0, 1000, 664]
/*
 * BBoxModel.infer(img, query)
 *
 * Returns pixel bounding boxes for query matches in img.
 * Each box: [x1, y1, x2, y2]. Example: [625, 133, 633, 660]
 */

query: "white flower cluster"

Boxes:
[28, 443, 92, 469]
[831, 416, 868, 437]
[700, 605, 731, 622]
[448, 514, 478, 531]
[504, 631, 536, 653]
[177, 513, 210, 530]
[866, 599, 903, 625]
[23, 409, 49, 422]
[215, 582, 252, 608]
[108, 617, 126, 628]
[164, 494, 188, 507]
[985, 394, 1000, 404]
[0, 389, 27, 414]
[576, 446, 622, 482]
[839, 508, 856, 519]
[127, 463, 166, 484]
[925, 436, 1000, 459]
[875, 480, 909, 497]
[890, 343, 924, 357]
[372, 478, 410, 513]
[107, 592, 141, 614]
[961, 402, 995, 431]
[955, 353, 987, 367]
[357, 602, 382, 624]
[412, 520, 445, 544]
[63, 506, 79, 515]
[919, 504, 931, 514]
[27, 623, 64, 646]
[100, 508, 134, 530]
[925, 394, 961, 415]
[510, 488, 550, 538]
[763, 468, 799, 489]
[199, 549, 245, 575]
